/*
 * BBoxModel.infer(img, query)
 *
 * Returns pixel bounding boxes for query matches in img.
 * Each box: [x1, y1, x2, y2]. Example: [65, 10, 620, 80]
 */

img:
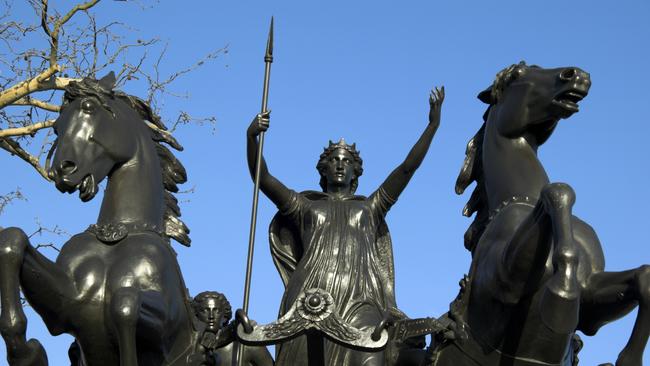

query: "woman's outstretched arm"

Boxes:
[377, 86, 444, 202]
[247, 111, 293, 207]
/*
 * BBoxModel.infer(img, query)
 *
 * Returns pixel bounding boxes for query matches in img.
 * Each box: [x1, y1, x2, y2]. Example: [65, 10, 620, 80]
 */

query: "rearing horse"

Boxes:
[428, 63, 649, 366]
[0, 73, 198, 365]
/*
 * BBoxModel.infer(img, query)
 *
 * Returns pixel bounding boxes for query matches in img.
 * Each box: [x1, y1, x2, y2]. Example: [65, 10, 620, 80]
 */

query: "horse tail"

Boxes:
[455, 121, 489, 253]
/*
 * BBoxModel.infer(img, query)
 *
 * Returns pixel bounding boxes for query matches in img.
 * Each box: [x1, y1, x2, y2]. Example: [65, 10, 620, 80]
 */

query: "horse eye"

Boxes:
[81, 99, 95, 114]
[515, 67, 526, 78]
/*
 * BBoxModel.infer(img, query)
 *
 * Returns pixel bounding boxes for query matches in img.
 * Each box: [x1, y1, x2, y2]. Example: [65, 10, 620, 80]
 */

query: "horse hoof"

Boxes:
[10, 339, 48, 366]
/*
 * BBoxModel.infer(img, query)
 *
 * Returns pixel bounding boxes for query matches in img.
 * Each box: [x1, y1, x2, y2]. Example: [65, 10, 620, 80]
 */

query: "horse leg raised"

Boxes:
[498, 183, 580, 359]
[537, 183, 581, 334]
[578, 266, 650, 366]
[502, 183, 580, 325]
[0, 228, 48, 366]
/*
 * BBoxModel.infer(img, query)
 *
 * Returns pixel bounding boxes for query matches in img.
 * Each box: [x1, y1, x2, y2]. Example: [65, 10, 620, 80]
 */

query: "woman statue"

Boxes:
[246, 87, 444, 366]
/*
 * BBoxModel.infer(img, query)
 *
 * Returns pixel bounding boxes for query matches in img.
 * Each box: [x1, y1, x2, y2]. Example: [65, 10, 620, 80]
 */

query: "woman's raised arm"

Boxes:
[377, 86, 444, 202]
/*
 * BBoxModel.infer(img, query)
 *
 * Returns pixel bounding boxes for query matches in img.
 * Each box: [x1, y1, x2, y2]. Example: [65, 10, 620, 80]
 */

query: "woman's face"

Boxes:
[323, 148, 355, 191]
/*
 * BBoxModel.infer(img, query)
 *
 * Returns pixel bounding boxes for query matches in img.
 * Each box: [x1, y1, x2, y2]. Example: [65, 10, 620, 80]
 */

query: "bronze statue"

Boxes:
[0, 73, 198, 366]
[428, 62, 649, 366]
[245, 86, 444, 365]
[187, 291, 273, 366]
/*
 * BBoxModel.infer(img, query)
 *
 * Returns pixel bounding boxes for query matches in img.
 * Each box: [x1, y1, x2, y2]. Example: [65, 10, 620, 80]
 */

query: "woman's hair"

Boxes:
[316, 138, 363, 193]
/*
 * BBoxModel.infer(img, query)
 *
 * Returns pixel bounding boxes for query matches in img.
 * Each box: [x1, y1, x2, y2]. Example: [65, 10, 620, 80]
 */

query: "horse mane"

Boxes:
[455, 122, 487, 253]
[63, 75, 191, 246]
[455, 61, 527, 253]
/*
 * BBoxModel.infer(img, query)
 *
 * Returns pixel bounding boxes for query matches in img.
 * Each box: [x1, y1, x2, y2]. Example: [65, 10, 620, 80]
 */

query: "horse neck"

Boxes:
[482, 115, 550, 210]
[97, 130, 165, 228]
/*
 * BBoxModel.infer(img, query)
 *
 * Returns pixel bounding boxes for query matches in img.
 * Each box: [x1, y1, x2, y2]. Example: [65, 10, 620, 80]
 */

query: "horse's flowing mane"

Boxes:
[455, 62, 526, 253]
[63, 75, 191, 246]
[455, 122, 487, 253]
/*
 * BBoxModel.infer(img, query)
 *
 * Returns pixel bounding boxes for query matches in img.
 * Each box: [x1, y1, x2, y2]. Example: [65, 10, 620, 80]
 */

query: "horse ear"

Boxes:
[98, 71, 116, 90]
[477, 86, 494, 104]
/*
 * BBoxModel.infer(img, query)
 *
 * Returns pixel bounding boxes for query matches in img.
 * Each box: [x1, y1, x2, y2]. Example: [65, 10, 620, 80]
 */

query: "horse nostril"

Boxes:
[559, 68, 577, 81]
[59, 160, 78, 175]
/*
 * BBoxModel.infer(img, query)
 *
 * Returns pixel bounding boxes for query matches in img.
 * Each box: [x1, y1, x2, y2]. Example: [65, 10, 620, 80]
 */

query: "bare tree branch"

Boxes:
[170, 110, 217, 134]
[0, 188, 26, 215]
[42, 0, 102, 67]
[138, 44, 228, 110]
[0, 120, 55, 138]
[0, 0, 222, 184]
[10, 98, 60, 112]
[28, 219, 69, 252]
[0, 64, 61, 107]
[0, 137, 50, 179]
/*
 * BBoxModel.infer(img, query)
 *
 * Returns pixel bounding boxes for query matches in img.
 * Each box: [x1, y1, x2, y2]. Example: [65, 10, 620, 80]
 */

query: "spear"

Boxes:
[234, 17, 273, 366]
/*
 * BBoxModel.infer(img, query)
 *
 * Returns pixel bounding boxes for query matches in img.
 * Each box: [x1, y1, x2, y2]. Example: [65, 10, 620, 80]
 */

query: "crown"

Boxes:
[325, 138, 359, 155]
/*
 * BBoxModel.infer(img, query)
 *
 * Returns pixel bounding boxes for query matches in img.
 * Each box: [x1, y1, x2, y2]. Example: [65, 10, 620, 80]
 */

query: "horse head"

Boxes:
[478, 62, 591, 145]
[48, 72, 142, 202]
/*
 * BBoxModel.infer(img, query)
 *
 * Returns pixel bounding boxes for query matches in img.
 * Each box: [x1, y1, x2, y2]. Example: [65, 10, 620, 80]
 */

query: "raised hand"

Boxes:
[429, 86, 445, 129]
[247, 110, 271, 137]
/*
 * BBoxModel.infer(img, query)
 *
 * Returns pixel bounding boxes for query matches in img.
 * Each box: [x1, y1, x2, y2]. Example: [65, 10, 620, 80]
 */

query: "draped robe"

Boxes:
[269, 189, 405, 365]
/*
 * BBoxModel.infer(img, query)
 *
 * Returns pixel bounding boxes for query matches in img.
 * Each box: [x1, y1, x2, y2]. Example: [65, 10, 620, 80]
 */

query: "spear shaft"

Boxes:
[234, 17, 273, 366]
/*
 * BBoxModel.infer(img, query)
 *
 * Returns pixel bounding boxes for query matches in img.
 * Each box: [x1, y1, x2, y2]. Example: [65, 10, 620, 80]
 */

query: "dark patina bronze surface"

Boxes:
[240, 87, 445, 366]
[429, 62, 649, 366]
[0, 74, 196, 366]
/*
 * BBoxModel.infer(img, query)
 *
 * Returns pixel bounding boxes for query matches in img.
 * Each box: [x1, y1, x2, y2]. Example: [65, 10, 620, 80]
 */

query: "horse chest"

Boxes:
[57, 234, 112, 302]
[58, 233, 171, 299]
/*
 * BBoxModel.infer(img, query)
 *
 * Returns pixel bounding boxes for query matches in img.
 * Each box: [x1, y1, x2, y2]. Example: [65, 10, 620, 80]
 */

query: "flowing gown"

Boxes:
[269, 188, 403, 365]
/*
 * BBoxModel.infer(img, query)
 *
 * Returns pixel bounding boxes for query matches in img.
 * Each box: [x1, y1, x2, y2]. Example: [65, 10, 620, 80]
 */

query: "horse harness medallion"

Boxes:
[86, 222, 164, 244]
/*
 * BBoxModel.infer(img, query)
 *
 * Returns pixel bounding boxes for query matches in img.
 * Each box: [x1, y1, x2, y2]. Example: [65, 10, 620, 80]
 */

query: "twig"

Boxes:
[0, 188, 26, 215]
[0, 137, 50, 180]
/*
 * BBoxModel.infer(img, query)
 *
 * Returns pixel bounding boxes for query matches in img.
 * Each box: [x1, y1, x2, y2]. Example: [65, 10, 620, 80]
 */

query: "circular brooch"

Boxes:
[297, 288, 334, 322]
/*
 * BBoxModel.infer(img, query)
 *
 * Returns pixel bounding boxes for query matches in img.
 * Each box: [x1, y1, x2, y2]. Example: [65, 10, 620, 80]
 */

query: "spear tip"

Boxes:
[265, 17, 274, 62]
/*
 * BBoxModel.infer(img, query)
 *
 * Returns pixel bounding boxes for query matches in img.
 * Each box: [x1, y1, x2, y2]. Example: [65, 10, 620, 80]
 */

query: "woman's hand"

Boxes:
[428, 86, 445, 129]
[247, 110, 271, 137]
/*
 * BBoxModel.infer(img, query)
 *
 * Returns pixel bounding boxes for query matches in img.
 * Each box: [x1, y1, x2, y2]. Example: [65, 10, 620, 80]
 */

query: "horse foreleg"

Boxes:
[538, 183, 581, 334]
[501, 183, 578, 312]
[110, 287, 142, 366]
[108, 288, 171, 366]
[21, 244, 79, 336]
[579, 267, 650, 366]
[0, 228, 48, 366]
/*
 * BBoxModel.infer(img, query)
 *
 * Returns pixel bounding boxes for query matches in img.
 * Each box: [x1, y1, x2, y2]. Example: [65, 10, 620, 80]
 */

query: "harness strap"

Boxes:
[391, 317, 448, 342]
[489, 195, 536, 220]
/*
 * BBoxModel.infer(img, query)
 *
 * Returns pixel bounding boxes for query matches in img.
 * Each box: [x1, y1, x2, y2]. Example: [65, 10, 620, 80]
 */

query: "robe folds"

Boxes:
[269, 189, 406, 365]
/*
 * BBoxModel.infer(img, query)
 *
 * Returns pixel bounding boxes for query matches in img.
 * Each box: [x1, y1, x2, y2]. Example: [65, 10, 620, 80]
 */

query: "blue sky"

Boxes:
[1, 0, 649, 364]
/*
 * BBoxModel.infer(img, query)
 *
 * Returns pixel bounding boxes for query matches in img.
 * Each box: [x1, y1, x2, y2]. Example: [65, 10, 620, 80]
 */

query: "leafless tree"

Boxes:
[0, 0, 223, 182]
[0, 0, 224, 257]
